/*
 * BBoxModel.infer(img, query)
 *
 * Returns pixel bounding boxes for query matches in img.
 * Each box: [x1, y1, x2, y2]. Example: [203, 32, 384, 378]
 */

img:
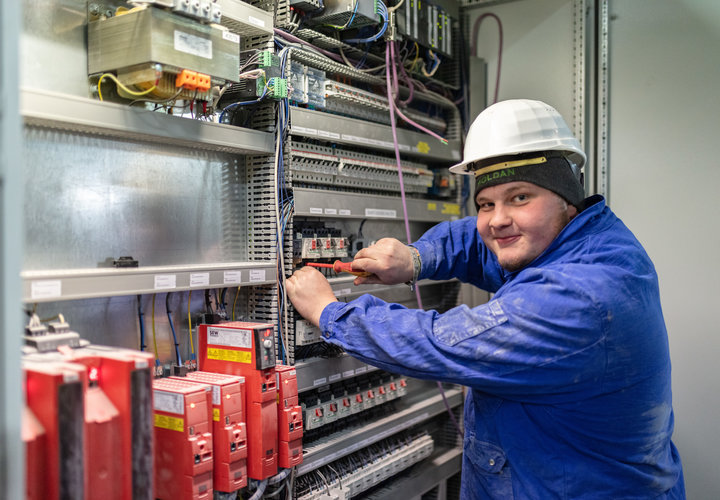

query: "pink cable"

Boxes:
[386, 42, 464, 437]
[385, 43, 414, 250]
[388, 43, 448, 144]
[394, 41, 415, 107]
[470, 13, 503, 104]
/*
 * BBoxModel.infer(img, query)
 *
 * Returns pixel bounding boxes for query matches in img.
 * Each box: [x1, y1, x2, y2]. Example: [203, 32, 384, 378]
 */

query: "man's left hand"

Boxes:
[286, 266, 338, 327]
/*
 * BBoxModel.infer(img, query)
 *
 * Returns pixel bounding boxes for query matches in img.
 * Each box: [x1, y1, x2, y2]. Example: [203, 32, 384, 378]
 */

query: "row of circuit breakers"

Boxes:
[22, 319, 297, 499]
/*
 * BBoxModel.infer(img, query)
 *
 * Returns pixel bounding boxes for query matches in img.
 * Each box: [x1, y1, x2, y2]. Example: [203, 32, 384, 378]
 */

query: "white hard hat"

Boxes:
[449, 99, 586, 176]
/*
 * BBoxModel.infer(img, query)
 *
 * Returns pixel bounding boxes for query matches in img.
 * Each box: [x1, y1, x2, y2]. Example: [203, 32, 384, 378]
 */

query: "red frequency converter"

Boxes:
[276, 365, 303, 468]
[177, 371, 249, 494]
[23, 360, 86, 500]
[198, 321, 278, 480]
[153, 378, 214, 499]
[67, 346, 155, 500]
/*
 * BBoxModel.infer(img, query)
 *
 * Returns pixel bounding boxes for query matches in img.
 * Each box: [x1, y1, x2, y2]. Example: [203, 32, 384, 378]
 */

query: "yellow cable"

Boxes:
[410, 43, 420, 72]
[232, 286, 240, 321]
[97, 72, 157, 101]
[187, 291, 195, 357]
[151, 294, 159, 360]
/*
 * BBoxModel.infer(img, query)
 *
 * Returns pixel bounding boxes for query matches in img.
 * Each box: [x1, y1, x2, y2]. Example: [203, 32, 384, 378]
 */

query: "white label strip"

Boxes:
[223, 270, 242, 285]
[355, 366, 368, 374]
[30, 280, 62, 299]
[211, 385, 221, 405]
[334, 288, 352, 297]
[154, 274, 177, 290]
[329, 373, 342, 382]
[206, 326, 252, 348]
[343, 370, 355, 378]
[249, 269, 266, 282]
[154, 390, 185, 415]
[293, 125, 318, 136]
[318, 130, 341, 139]
[190, 273, 210, 287]
[365, 208, 397, 218]
[174, 30, 212, 59]
[248, 15, 266, 27]
[222, 31, 240, 44]
[309, 207, 323, 214]
[324, 208, 337, 215]
[339, 209, 351, 216]
[313, 377, 328, 386]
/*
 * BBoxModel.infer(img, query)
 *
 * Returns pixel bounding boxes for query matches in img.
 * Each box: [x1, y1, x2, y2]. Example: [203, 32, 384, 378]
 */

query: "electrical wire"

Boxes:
[187, 291, 196, 361]
[386, 41, 463, 438]
[97, 72, 157, 101]
[166, 292, 182, 366]
[388, 42, 448, 144]
[137, 294, 146, 352]
[325, 0, 359, 30]
[387, 0, 405, 13]
[338, 45, 386, 73]
[151, 294, 160, 366]
[345, 0, 388, 44]
[218, 84, 270, 123]
[471, 12, 503, 104]
[232, 287, 240, 321]
[420, 49, 441, 78]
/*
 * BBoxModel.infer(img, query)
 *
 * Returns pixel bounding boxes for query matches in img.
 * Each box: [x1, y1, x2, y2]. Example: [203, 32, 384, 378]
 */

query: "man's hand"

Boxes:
[351, 238, 415, 286]
[286, 267, 338, 327]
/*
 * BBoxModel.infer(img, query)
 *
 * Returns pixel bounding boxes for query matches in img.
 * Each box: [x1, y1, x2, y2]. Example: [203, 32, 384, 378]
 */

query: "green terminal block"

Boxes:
[267, 77, 289, 99]
[258, 50, 280, 68]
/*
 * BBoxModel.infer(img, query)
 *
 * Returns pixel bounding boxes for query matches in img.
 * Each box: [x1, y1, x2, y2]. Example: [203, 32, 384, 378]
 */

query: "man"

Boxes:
[286, 100, 684, 498]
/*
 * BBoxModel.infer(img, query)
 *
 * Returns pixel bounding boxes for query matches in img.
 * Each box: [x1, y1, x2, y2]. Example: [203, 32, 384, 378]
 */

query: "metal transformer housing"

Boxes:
[88, 6, 240, 82]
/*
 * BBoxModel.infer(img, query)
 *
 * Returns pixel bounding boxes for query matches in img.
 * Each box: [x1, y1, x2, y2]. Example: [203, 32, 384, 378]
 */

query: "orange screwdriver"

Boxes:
[306, 260, 371, 277]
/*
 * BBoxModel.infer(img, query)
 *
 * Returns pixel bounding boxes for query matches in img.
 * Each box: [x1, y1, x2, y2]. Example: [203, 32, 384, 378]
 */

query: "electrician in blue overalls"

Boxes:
[286, 99, 685, 499]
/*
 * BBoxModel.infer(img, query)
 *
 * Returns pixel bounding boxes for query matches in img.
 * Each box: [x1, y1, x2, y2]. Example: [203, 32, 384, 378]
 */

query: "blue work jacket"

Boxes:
[319, 196, 685, 499]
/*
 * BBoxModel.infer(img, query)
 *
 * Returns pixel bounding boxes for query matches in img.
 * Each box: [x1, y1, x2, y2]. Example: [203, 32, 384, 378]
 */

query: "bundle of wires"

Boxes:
[345, 0, 388, 44]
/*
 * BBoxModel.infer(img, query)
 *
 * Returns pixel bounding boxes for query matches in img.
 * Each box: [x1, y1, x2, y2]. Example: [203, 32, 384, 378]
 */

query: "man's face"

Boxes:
[475, 181, 577, 271]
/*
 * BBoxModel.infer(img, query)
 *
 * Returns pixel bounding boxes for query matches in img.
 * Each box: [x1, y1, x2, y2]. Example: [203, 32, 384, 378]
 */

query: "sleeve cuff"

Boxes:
[319, 301, 346, 339]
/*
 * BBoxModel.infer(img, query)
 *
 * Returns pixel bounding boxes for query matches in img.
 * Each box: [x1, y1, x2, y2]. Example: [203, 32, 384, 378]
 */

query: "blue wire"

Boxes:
[218, 84, 270, 123]
[166, 292, 183, 366]
[345, 0, 388, 44]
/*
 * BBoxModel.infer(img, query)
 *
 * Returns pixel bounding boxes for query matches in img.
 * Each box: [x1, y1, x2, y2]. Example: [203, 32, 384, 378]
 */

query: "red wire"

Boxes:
[471, 13, 503, 104]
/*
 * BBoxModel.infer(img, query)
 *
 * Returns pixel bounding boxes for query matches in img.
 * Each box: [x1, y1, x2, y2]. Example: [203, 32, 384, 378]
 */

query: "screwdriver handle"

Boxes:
[333, 260, 371, 277]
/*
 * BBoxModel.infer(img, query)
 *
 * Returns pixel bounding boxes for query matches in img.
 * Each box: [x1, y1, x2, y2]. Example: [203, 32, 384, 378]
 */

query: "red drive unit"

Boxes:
[23, 360, 86, 500]
[23, 405, 47, 500]
[177, 371, 248, 493]
[198, 321, 278, 480]
[153, 378, 214, 500]
[67, 346, 155, 500]
[276, 365, 303, 468]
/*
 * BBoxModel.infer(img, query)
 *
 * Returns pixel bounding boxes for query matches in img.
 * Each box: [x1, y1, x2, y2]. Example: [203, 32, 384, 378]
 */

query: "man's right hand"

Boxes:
[351, 238, 415, 286]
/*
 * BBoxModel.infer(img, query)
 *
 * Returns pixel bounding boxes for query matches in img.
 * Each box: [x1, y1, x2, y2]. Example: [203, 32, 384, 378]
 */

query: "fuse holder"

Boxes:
[176, 69, 199, 90]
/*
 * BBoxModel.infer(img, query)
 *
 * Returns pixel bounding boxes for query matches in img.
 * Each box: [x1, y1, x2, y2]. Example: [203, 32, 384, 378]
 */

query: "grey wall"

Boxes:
[608, 1, 720, 497]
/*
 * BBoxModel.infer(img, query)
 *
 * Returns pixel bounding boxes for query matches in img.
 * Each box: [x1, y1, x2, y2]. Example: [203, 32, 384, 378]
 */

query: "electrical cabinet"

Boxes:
[7, 0, 475, 497]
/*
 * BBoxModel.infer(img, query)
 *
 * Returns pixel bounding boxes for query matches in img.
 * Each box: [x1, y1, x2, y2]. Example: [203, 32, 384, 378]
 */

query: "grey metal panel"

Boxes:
[21, 89, 274, 155]
[21, 262, 276, 302]
[22, 127, 249, 270]
[298, 386, 463, 475]
[1, 0, 25, 497]
[290, 107, 462, 161]
[87, 7, 239, 81]
[293, 187, 463, 222]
